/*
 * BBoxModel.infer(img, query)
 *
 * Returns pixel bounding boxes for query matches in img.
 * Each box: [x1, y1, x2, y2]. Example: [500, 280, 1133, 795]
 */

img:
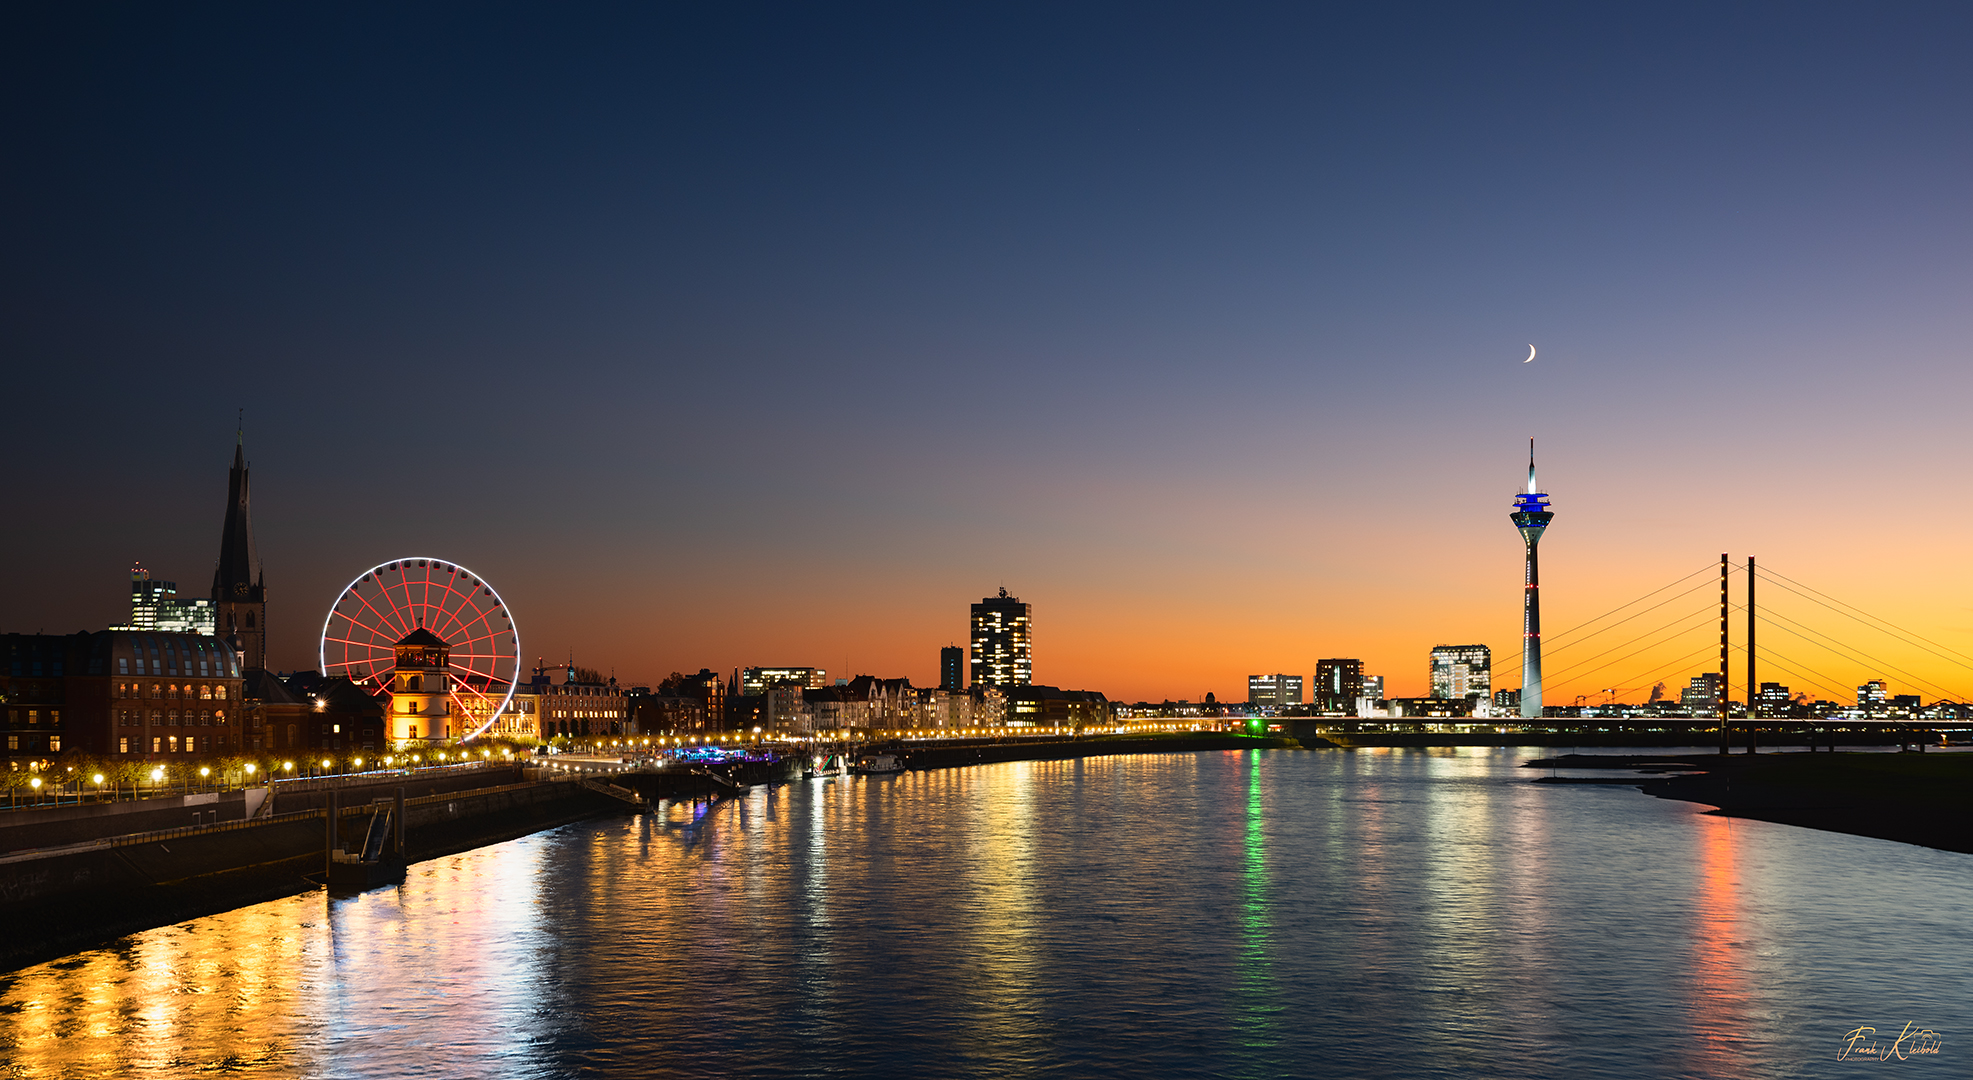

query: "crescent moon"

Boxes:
[1524, 344, 1536, 363]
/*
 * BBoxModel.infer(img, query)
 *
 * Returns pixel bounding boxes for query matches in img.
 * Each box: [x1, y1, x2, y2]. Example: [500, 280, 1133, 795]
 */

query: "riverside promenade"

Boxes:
[0, 762, 626, 972]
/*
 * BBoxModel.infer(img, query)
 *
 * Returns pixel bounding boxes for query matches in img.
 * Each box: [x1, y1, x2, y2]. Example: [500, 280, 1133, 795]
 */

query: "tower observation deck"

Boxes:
[1510, 440, 1554, 719]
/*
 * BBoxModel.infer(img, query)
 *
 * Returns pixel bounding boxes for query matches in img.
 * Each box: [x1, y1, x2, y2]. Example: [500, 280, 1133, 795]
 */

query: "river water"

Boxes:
[0, 748, 1965, 1078]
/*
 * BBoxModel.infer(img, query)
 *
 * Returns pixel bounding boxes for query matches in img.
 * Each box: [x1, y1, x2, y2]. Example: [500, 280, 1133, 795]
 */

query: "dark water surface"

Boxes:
[1, 748, 1966, 1078]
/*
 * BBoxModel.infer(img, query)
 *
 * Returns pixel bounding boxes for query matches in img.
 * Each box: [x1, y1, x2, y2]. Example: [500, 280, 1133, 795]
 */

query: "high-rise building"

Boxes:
[1429, 645, 1492, 702]
[212, 434, 268, 670]
[111, 565, 215, 635]
[1362, 675, 1384, 701]
[741, 666, 827, 696]
[1681, 672, 1721, 711]
[1314, 659, 1363, 712]
[970, 588, 1032, 687]
[940, 646, 965, 691]
[1247, 673, 1304, 709]
[1755, 682, 1791, 719]
[1857, 679, 1889, 715]
[1510, 440, 1554, 719]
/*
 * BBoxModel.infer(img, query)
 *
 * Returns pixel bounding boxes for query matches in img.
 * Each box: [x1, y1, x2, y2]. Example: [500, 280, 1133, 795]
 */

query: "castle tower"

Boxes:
[390, 628, 453, 742]
[212, 432, 268, 669]
[1510, 440, 1555, 719]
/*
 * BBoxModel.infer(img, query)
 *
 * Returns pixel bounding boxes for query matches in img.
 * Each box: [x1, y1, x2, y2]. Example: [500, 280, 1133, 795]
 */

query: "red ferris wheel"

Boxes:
[318, 557, 520, 743]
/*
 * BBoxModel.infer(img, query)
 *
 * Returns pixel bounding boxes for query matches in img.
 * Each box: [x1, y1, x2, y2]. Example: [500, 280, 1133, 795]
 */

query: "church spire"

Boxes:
[213, 432, 267, 669]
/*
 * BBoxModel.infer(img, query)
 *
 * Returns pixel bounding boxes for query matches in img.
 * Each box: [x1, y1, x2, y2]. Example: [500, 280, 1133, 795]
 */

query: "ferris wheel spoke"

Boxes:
[424, 600, 485, 645]
[348, 586, 414, 643]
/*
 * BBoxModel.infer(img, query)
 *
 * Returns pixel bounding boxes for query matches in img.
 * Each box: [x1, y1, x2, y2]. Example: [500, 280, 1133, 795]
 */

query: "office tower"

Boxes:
[213, 434, 268, 670]
[1314, 659, 1363, 712]
[1247, 673, 1304, 709]
[1510, 440, 1554, 719]
[1754, 682, 1790, 719]
[941, 646, 964, 691]
[970, 588, 1032, 687]
[1857, 680, 1889, 715]
[111, 565, 216, 635]
[1361, 675, 1384, 701]
[741, 667, 827, 696]
[1681, 672, 1721, 711]
[1429, 644, 1492, 701]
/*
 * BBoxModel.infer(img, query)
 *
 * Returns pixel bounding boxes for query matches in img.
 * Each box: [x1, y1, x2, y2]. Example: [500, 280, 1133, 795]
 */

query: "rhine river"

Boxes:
[0, 748, 1966, 1078]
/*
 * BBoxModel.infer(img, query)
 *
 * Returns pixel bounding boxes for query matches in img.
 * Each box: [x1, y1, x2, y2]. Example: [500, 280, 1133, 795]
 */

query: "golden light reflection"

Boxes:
[0, 894, 327, 1075]
[1684, 813, 1751, 1072]
[955, 760, 1043, 1060]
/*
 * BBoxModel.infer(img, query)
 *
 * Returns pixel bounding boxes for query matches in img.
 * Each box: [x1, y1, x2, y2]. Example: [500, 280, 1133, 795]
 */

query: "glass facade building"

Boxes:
[1429, 644, 1492, 703]
[111, 567, 217, 635]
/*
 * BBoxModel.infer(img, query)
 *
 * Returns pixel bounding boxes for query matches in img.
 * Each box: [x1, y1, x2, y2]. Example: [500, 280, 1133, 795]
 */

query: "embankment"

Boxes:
[1529, 751, 1973, 854]
[0, 775, 618, 973]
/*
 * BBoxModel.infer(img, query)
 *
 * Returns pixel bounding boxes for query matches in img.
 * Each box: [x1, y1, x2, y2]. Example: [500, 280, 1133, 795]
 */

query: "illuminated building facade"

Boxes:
[1315, 659, 1363, 712]
[1247, 673, 1304, 709]
[111, 566, 216, 635]
[1510, 441, 1555, 719]
[741, 666, 827, 696]
[1429, 645, 1492, 705]
[970, 588, 1032, 688]
[4, 631, 244, 765]
[389, 629, 451, 742]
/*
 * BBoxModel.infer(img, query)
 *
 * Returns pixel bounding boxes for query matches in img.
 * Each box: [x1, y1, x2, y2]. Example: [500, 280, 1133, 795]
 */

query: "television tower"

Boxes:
[1510, 439, 1554, 719]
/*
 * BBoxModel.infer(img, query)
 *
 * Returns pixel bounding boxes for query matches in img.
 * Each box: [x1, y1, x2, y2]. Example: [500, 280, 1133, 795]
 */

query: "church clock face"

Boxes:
[234, 583, 249, 597]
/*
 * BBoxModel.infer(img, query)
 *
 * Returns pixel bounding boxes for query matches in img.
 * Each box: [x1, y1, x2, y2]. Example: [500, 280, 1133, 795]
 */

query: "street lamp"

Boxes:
[29, 777, 41, 805]
[199, 766, 211, 792]
[92, 773, 104, 803]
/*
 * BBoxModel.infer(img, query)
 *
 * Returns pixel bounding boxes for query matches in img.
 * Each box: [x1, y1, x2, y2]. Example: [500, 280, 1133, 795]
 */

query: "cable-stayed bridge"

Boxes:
[1295, 556, 1973, 750]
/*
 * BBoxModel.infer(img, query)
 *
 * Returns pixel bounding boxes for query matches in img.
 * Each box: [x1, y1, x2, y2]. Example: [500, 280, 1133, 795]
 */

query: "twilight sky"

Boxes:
[6, 3, 1973, 703]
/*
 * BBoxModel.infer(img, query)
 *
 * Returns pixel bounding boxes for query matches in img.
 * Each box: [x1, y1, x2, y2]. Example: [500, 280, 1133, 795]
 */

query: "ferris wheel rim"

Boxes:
[317, 556, 521, 743]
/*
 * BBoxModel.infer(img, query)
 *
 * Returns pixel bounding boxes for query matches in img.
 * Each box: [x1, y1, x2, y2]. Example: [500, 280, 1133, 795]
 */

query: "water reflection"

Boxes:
[0, 749, 1968, 1080]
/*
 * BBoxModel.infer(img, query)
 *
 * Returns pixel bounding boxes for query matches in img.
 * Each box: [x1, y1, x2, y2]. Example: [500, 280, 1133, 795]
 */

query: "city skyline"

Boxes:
[7, 7, 1973, 703]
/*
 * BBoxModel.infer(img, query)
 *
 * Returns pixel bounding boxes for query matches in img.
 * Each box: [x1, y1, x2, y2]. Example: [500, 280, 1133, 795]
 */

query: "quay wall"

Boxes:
[0, 777, 614, 973]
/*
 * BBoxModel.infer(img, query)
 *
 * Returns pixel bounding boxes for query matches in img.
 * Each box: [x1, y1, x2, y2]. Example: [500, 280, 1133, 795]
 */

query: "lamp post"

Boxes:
[29, 777, 41, 806]
[92, 773, 104, 804]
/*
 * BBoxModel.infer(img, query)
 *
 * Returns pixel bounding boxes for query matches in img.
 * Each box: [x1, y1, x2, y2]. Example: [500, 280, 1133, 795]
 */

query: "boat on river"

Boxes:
[853, 752, 905, 775]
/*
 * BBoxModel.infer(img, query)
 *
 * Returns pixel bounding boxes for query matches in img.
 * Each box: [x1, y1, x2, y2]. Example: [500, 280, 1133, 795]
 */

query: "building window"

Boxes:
[185, 737, 195, 753]
[152, 737, 160, 752]
[48, 737, 60, 753]
[215, 710, 226, 724]
[119, 738, 129, 754]
[200, 712, 211, 726]
[168, 736, 178, 752]
[26, 710, 37, 725]
[200, 685, 212, 700]
[5, 736, 14, 751]
[119, 657, 129, 673]
[167, 710, 178, 726]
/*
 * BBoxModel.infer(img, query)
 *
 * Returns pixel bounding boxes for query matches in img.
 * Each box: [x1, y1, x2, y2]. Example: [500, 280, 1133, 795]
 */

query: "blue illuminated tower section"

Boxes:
[1510, 440, 1554, 719]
